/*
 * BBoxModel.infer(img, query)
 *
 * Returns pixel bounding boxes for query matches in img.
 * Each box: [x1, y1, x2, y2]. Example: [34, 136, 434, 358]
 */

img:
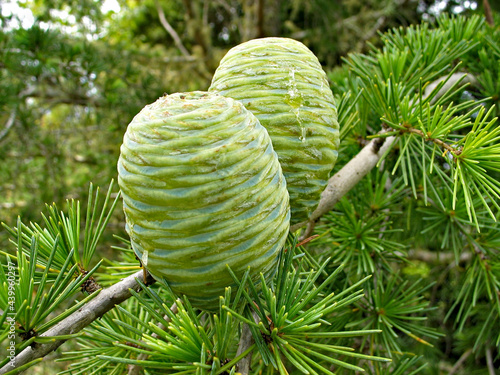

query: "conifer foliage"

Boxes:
[1, 12, 500, 375]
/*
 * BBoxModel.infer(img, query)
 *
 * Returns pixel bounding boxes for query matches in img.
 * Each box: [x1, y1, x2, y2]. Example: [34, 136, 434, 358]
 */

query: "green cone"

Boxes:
[118, 91, 290, 310]
[209, 37, 339, 225]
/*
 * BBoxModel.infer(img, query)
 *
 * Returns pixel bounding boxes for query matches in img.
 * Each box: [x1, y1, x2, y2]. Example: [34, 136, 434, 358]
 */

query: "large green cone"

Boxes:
[209, 37, 339, 225]
[118, 91, 290, 310]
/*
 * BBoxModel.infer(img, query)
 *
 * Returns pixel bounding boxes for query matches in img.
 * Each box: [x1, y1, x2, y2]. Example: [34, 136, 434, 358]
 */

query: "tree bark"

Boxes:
[235, 311, 260, 375]
[0, 108, 17, 143]
[291, 135, 395, 238]
[483, 0, 494, 26]
[156, 1, 191, 57]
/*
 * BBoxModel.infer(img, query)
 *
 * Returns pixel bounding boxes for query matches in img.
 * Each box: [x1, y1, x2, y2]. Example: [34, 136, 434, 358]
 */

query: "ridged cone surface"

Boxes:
[209, 37, 339, 225]
[118, 91, 290, 310]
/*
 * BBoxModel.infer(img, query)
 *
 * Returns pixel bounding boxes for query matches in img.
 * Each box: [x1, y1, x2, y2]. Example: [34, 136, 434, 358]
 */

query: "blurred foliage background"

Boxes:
[1, 1, 499, 373]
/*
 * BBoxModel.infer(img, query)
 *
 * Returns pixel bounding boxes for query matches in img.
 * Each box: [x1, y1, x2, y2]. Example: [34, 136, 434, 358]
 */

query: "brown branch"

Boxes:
[448, 348, 473, 375]
[486, 346, 495, 375]
[156, 1, 191, 57]
[19, 85, 103, 108]
[162, 55, 197, 63]
[235, 322, 254, 375]
[0, 271, 154, 375]
[483, 0, 494, 27]
[291, 134, 396, 238]
[408, 249, 472, 264]
[406, 128, 460, 156]
[235, 311, 259, 375]
[0, 108, 17, 143]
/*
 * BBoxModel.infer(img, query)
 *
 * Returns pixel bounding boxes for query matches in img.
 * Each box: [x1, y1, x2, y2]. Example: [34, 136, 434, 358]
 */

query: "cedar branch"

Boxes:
[292, 72, 477, 238]
[235, 311, 259, 375]
[483, 0, 494, 27]
[291, 134, 396, 237]
[448, 348, 473, 375]
[0, 271, 154, 374]
[486, 346, 495, 375]
[406, 128, 460, 156]
[155, 1, 191, 57]
[0, 71, 479, 374]
[0, 108, 17, 143]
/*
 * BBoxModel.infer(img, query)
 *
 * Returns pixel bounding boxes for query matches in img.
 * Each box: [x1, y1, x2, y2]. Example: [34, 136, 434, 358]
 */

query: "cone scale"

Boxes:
[210, 37, 340, 225]
[118, 91, 290, 310]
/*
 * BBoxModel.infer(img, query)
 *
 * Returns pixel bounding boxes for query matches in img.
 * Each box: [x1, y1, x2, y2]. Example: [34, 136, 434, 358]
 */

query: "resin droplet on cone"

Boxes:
[210, 37, 340, 225]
